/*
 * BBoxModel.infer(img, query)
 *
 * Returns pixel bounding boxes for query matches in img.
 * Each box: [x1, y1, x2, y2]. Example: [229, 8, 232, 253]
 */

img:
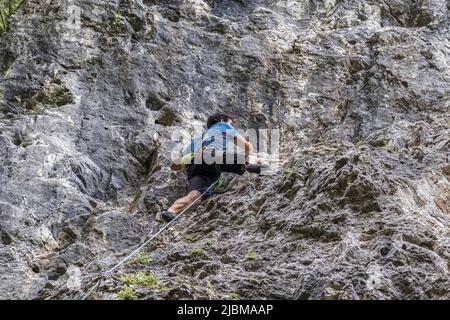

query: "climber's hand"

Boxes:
[170, 161, 183, 172]
[247, 154, 262, 165]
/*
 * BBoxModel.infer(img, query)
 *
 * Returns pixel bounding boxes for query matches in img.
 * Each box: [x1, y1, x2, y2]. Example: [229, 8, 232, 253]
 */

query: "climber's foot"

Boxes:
[245, 164, 261, 174]
[246, 163, 269, 174]
[161, 210, 175, 223]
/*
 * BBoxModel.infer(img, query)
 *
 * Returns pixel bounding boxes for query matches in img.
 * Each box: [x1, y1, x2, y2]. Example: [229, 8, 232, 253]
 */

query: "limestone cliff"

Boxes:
[0, 0, 449, 299]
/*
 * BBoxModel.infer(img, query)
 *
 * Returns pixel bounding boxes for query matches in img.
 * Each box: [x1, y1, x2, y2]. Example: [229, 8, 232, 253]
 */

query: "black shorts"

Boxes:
[187, 175, 217, 199]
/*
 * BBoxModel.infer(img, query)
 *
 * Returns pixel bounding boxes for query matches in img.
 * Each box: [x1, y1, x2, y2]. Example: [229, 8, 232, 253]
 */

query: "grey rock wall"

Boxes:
[0, 0, 449, 299]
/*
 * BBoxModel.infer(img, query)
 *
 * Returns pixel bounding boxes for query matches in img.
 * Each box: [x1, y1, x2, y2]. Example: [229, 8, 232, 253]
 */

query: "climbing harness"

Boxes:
[80, 178, 221, 300]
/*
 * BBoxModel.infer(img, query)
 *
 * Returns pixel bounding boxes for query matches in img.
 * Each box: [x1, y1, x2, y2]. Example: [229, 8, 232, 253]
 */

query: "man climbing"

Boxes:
[159, 113, 264, 223]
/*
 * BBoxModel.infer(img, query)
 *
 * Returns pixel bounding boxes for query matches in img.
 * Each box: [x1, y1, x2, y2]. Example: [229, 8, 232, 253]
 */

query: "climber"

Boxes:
[159, 113, 264, 223]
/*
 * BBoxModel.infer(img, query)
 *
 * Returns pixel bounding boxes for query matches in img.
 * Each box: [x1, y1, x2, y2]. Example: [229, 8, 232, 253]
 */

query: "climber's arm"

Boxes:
[233, 134, 262, 165]
[234, 134, 254, 157]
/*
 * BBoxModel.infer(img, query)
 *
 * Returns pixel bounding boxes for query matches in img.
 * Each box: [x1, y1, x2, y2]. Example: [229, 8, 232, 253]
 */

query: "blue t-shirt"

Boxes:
[182, 122, 239, 156]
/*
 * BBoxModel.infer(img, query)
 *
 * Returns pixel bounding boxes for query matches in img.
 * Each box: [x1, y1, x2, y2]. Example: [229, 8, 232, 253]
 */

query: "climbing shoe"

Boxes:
[161, 210, 175, 223]
[246, 164, 274, 175]
[245, 164, 262, 174]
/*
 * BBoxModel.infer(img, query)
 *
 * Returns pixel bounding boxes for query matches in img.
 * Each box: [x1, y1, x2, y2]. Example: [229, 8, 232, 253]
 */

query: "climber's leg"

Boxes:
[169, 190, 203, 214]
[160, 175, 217, 223]
[160, 191, 202, 223]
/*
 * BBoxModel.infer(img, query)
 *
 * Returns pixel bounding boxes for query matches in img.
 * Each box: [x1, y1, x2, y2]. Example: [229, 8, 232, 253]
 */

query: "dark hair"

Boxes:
[206, 113, 233, 128]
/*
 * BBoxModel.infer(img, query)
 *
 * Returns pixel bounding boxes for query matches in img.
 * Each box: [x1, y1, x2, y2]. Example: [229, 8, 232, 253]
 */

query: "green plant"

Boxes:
[285, 165, 297, 175]
[203, 240, 213, 248]
[131, 253, 151, 265]
[206, 280, 215, 297]
[120, 271, 160, 289]
[188, 247, 203, 255]
[109, 12, 127, 35]
[158, 285, 170, 293]
[175, 277, 193, 286]
[182, 234, 199, 243]
[249, 277, 259, 285]
[0, 0, 23, 34]
[117, 286, 137, 300]
[87, 292, 97, 300]
[245, 250, 257, 261]
[228, 292, 239, 300]
[112, 13, 121, 27]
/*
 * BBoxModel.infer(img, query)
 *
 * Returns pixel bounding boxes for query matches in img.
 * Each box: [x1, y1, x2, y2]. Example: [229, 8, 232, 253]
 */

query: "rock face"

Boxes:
[0, 0, 449, 300]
